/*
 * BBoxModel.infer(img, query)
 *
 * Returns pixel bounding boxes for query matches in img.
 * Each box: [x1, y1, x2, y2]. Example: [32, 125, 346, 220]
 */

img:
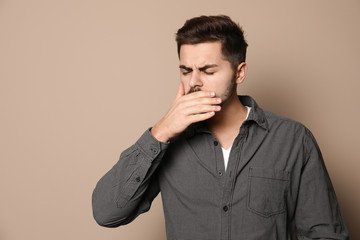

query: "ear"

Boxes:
[235, 62, 247, 84]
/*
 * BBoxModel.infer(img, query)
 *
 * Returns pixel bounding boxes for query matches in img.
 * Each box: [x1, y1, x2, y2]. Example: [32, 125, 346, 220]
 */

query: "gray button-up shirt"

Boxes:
[92, 96, 349, 240]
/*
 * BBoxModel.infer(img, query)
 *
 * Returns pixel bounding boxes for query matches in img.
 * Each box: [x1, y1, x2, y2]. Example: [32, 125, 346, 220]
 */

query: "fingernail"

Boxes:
[210, 92, 215, 97]
[216, 98, 222, 103]
[216, 106, 221, 111]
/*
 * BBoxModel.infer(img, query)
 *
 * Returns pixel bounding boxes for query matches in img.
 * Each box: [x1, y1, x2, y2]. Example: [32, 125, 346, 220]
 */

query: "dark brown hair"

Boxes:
[176, 15, 248, 69]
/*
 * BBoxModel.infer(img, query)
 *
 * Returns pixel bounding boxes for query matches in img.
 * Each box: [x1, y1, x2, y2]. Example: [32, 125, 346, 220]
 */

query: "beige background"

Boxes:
[1, 0, 359, 239]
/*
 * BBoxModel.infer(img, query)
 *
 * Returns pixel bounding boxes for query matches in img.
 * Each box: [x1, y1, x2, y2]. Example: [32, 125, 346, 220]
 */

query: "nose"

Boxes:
[189, 70, 203, 88]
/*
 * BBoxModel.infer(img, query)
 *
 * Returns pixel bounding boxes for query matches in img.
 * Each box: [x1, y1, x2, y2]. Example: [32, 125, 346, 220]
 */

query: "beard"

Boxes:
[187, 86, 201, 94]
[220, 79, 237, 107]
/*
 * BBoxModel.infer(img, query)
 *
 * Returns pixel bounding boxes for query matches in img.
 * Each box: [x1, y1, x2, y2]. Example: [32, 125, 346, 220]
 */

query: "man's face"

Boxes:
[179, 42, 237, 105]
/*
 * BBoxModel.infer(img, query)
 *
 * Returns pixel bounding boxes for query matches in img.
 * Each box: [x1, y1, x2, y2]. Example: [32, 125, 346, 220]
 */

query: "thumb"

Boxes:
[175, 82, 185, 99]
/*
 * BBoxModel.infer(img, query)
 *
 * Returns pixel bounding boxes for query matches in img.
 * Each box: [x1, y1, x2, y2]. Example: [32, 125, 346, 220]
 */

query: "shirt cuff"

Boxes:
[135, 128, 169, 162]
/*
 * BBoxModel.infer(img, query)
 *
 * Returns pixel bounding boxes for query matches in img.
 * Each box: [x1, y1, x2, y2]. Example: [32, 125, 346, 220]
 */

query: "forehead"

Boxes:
[179, 42, 225, 67]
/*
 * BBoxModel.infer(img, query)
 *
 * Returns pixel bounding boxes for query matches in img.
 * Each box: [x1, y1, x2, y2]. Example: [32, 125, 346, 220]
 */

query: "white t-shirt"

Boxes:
[222, 106, 251, 171]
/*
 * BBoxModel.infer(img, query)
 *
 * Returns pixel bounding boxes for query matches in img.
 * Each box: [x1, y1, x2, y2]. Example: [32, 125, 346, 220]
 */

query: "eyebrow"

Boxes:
[179, 65, 192, 72]
[179, 64, 218, 72]
[198, 64, 218, 71]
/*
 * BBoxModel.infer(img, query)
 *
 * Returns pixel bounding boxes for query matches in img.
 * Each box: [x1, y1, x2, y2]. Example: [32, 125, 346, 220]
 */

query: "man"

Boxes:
[92, 15, 349, 239]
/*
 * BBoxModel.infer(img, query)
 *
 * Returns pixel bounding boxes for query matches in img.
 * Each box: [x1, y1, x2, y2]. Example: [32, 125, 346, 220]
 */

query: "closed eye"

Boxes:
[179, 65, 193, 76]
[204, 71, 215, 75]
[181, 70, 192, 76]
[199, 64, 218, 76]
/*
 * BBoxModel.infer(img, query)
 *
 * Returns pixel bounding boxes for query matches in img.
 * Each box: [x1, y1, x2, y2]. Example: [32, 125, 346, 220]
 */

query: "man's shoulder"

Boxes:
[263, 109, 299, 124]
[262, 109, 311, 136]
[241, 95, 310, 135]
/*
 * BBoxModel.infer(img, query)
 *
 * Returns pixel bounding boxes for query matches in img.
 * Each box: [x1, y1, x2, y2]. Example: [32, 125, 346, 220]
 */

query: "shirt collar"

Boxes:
[239, 95, 268, 130]
[185, 95, 269, 138]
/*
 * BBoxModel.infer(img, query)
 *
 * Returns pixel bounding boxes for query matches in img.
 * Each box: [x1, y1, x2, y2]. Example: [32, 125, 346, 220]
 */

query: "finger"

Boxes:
[192, 96, 222, 105]
[182, 90, 216, 101]
[188, 111, 216, 123]
[180, 96, 222, 109]
[184, 104, 221, 116]
[175, 82, 185, 100]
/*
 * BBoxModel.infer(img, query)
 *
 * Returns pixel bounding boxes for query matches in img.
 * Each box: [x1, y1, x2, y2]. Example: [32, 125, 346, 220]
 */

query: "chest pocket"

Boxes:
[247, 167, 290, 217]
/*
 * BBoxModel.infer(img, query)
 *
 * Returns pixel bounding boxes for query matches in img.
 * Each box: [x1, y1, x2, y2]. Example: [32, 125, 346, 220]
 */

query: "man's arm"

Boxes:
[92, 82, 222, 227]
[92, 130, 167, 227]
[295, 129, 349, 239]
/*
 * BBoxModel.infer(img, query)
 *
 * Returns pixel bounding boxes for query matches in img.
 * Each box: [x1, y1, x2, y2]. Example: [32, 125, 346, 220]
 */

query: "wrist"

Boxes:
[151, 124, 170, 143]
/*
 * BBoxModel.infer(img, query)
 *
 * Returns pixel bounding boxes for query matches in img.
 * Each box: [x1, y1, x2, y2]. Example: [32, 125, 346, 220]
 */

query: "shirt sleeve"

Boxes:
[92, 129, 169, 227]
[295, 129, 349, 239]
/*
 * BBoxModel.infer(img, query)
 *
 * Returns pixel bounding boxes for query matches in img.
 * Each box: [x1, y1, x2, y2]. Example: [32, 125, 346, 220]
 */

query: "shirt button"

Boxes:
[135, 177, 141, 182]
[223, 206, 229, 212]
[150, 148, 158, 154]
[218, 171, 223, 176]
[213, 141, 218, 146]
